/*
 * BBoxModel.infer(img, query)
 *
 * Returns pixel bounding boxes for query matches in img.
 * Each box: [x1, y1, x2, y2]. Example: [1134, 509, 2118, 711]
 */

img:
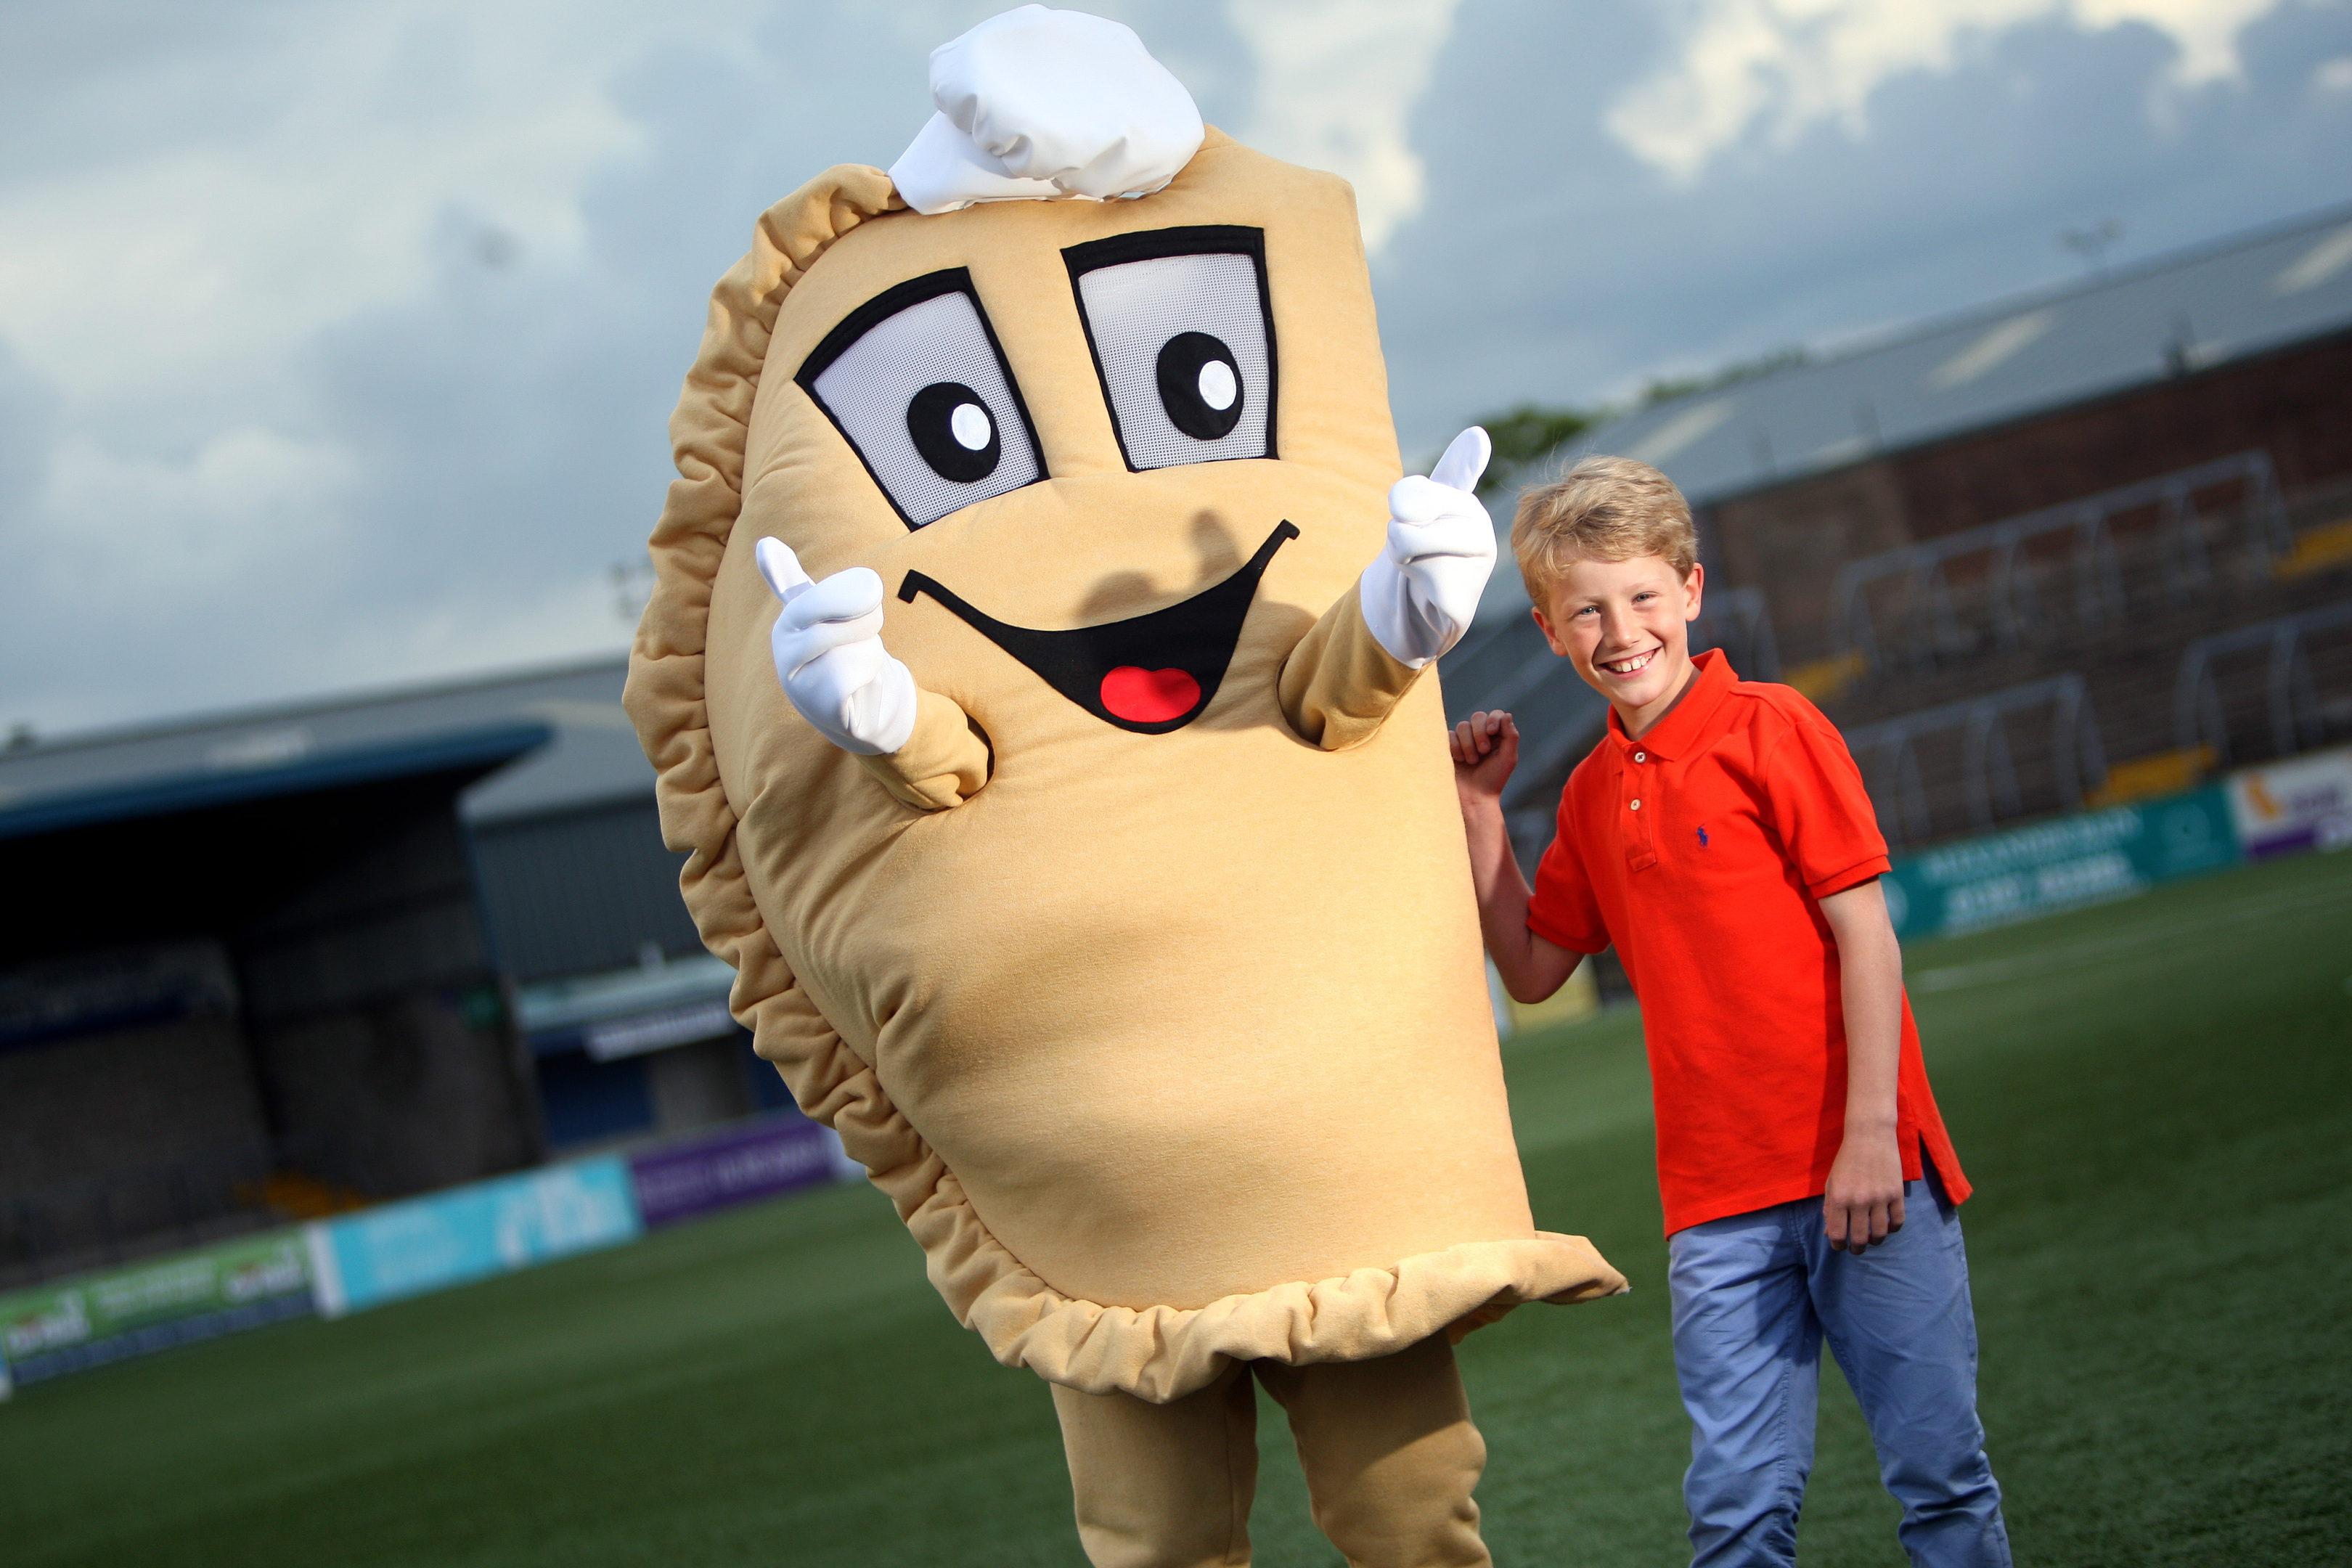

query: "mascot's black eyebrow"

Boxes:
[794, 267, 1047, 530]
[1061, 224, 1280, 471]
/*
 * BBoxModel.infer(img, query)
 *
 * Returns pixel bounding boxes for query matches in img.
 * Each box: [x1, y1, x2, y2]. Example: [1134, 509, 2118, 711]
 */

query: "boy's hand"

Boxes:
[1450, 710, 1519, 807]
[1822, 1132, 1906, 1253]
[1818, 880, 1908, 1254]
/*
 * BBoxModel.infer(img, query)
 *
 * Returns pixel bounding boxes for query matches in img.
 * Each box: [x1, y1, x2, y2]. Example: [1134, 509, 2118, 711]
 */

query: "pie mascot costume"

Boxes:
[625, 10, 1625, 1564]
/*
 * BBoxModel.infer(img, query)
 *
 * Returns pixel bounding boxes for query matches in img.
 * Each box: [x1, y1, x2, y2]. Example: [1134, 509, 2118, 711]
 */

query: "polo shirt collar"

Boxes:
[1607, 648, 1738, 761]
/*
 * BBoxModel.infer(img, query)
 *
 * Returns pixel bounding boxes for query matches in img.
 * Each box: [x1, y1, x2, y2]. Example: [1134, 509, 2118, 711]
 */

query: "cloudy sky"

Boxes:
[3, 0, 2348, 736]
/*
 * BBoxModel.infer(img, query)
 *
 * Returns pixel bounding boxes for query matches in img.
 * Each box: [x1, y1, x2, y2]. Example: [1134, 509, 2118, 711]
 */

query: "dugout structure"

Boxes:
[0, 658, 787, 1290]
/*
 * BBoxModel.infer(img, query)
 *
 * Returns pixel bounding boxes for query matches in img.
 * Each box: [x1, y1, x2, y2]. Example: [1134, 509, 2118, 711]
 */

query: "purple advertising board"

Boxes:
[627, 1113, 839, 1228]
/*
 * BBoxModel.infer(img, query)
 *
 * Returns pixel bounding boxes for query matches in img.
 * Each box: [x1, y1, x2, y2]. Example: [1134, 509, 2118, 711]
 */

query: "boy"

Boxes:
[1450, 457, 2011, 1567]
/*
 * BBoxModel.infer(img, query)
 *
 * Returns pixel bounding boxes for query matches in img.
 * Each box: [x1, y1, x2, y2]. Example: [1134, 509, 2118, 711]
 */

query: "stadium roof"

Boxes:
[1555, 201, 2352, 513]
[0, 655, 647, 840]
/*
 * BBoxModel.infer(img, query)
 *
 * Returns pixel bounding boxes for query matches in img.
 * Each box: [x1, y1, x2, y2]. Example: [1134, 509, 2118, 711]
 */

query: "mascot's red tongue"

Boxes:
[1101, 666, 1201, 722]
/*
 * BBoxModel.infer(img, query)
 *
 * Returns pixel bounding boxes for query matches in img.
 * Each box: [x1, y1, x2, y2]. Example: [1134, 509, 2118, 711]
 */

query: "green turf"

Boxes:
[4, 849, 2349, 1566]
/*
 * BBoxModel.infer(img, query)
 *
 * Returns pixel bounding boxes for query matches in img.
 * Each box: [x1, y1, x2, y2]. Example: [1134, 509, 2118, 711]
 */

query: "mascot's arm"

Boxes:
[1278, 593, 1423, 750]
[856, 690, 991, 812]
[757, 538, 989, 810]
[1282, 427, 1496, 750]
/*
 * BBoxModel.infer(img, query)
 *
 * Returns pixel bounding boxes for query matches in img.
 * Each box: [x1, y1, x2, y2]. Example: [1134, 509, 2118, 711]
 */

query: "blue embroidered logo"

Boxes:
[1696, 826, 1710, 848]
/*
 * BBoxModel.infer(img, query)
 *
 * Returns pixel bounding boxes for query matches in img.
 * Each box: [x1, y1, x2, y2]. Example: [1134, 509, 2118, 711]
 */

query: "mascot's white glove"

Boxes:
[889, 5, 1205, 215]
[1358, 427, 1497, 669]
[756, 539, 919, 757]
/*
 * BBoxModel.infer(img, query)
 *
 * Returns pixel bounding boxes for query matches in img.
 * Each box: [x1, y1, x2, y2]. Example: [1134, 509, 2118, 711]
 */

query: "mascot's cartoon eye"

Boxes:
[1155, 332, 1243, 440]
[907, 381, 1001, 483]
[796, 269, 1043, 528]
[1064, 226, 1275, 471]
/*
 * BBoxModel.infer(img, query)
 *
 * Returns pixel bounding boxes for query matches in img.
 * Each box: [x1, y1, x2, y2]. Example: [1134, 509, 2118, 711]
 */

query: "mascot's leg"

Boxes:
[1254, 1333, 1493, 1568]
[1051, 1360, 1260, 1568]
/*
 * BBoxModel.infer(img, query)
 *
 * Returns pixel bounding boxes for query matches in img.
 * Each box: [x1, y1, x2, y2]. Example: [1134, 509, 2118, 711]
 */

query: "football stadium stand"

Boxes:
[1447, 202, 2352, 872]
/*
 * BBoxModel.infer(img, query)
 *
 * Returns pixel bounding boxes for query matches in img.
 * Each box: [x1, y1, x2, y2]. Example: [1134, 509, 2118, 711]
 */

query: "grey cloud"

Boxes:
[0, 0, 1259, 735]
[0, 338, 61, 735]
[1375, 0, 2352, 457]
[0, 338, 57, 520]
[0, 1, 309, 184]
[1, 0, 2345, 734]
[165, 3, 1254, 695]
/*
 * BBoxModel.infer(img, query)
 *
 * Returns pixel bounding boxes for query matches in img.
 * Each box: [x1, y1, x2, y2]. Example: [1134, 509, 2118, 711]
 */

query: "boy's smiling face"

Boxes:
[1532, 552, 1707, 735]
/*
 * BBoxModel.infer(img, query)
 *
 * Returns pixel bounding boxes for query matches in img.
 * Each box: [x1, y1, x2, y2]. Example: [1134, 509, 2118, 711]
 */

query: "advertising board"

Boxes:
[1882, 787, 2239, 940]
[2226, 747, 2352, 859]
[0, 1230, 313, 1389]
[628, 1113, 844, 1229]
[305, 1156, 640, 1318]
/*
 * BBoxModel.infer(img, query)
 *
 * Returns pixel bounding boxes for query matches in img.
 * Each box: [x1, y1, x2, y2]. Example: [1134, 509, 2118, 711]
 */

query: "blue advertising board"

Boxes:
[305, 1156, 640, 1318]
[1882, 786, 2240, 941]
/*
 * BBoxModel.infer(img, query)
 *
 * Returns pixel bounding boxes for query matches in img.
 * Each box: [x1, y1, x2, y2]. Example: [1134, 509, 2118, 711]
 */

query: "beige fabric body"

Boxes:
[1053, 1334, 1490, 1568]
[626, 132, 1625, 1406]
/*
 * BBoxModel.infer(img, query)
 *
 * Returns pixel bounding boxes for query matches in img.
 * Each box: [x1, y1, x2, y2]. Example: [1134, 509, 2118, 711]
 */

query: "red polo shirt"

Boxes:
[1527, 651, 1970, 1234]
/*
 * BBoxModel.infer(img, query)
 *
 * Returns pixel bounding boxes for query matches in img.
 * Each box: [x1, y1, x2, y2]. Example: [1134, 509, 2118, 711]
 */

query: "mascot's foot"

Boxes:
[1050, 1333, 1491, 1568]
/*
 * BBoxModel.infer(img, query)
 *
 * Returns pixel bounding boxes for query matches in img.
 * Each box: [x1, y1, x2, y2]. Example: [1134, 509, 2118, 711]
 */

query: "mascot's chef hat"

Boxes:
[890, 6, 1206, 213]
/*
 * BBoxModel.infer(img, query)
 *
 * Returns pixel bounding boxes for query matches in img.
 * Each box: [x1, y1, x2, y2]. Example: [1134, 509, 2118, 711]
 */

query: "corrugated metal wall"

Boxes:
[469, 799, 701, 984]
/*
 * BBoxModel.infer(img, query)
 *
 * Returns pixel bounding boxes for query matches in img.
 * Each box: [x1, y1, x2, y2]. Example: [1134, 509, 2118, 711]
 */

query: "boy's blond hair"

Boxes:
[1511, 455, 1697, 597]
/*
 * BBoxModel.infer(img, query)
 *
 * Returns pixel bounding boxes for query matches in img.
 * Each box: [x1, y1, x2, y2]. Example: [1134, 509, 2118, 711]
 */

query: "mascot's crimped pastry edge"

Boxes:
[625, 8, 1625, 1408]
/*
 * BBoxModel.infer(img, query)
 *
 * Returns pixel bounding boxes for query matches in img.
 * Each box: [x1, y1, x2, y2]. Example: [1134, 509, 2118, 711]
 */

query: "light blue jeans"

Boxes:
[1667, 1168, 2011, 1568]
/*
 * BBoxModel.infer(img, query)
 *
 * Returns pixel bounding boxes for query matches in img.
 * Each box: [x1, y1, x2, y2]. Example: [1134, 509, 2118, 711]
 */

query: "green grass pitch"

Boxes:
[4, 848, 2349, 1565]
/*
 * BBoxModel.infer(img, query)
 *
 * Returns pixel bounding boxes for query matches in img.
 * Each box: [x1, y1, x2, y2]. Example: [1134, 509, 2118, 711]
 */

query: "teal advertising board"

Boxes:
[1882, 786, 2240, 942]
[305, 1156, 640, 1317]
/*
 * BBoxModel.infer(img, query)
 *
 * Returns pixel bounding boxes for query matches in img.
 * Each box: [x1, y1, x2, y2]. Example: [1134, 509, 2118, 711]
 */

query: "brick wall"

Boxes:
[1891, 330, 2352, 542]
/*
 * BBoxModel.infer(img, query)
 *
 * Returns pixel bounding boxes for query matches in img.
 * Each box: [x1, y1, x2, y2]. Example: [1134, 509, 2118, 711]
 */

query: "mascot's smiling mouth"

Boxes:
[899, 521, 1299, 734]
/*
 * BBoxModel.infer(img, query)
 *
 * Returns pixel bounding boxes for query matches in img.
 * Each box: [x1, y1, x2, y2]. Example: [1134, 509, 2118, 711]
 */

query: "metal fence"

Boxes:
[1842, 675, 2108, 847]
[2175, 598, 2352, 766]
[1692, 587, 1781, 683]
[1833, 452, 2290, 673]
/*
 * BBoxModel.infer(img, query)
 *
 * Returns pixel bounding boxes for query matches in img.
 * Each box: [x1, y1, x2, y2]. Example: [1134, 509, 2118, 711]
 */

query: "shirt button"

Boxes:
[1630, 799, 1642, 810]
[1634, 752, 1646, 762]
